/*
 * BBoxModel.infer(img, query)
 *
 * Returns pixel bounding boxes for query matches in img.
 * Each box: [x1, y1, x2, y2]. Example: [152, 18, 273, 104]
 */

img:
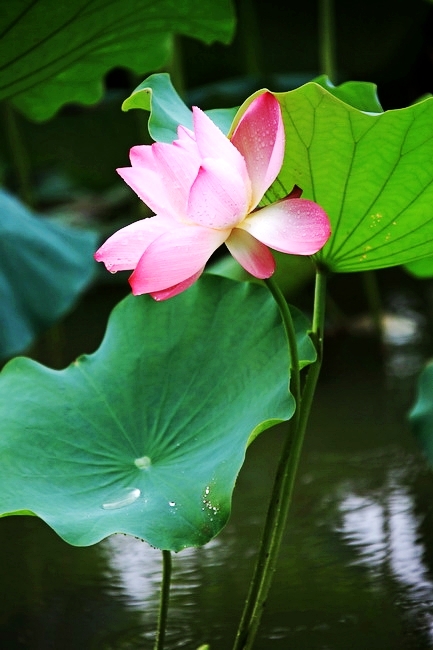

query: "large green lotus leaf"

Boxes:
[409, 361, 433, 466]
[0, 0, 235, 121]
[0, 189, 97, 360]
[122, 73, 238, 142]
[231, 83, 433, 273]
[0, 275, 299, 551]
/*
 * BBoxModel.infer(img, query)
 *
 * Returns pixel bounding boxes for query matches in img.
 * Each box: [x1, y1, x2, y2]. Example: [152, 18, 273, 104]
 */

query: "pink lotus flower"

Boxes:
[95, 92, 331, 300]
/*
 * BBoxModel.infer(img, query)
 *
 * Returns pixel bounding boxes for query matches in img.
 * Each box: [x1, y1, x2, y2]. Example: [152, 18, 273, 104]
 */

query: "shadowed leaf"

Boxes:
[0, 0, 235, 120]
[0, 189, 97, 360]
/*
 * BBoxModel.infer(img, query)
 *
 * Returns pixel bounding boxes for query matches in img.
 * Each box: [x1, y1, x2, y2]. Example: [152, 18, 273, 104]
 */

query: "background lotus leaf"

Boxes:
[409, 361, 433, 467]
[0, 189, 97, 360]
[121, 73, 238, 141]
[0, 0, 235, 120]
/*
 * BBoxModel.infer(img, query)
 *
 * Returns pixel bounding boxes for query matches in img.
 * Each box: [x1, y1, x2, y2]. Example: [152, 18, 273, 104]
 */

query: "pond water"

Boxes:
[2, 277, 433, 649]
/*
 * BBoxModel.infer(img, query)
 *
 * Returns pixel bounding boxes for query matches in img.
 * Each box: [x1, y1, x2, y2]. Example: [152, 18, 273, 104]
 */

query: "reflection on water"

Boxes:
[101, 535, 224, 647]
[101, 533, 231, 648]
[338, 477, 433, 643]
[1, 281, 433, 648]
[338, 480, 429, 588]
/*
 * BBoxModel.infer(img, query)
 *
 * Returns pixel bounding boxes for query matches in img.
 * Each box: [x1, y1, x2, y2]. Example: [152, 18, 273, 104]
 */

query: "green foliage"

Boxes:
[0, 275, 310, 551]
[409, 361, 433, 466]
[404, 256, 433, 278]
[122, 73, 238, 141]
[313, 75, 383, 113]
[268, 84, 433, 272]
[121, 74, 433, 275]
[0, 189, 97, 360]
[0, 0, 235, 121]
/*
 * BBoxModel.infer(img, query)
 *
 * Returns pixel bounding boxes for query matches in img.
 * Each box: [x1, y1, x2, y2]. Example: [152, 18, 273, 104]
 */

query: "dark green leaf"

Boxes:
[0, 0, 235, 121]
[0, 275, 299, 551]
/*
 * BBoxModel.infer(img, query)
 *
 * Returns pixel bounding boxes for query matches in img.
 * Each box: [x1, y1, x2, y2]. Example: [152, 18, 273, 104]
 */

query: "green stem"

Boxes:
[2, 101, 33, 206]
[238, 0, 264, 77]
[300, 266, 327, 424]
[318, 0, 336, 80]
[362, 270, 384, 340]
[312, 265, 327, 347]
[232, 266, 328, 650]
[265, 276, 301, 411]
[166, 35, 186, 99]
[154, 550, 172, 650]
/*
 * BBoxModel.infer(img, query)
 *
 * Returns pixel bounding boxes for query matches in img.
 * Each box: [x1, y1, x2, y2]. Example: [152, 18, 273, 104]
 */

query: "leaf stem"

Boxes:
[238, 0, 264, 77]
[166, 36, 186, 99]
[232, 266, 327, 650]
[154, 550, 172, 650]
[362, 270, 384, 340]
[2, 101, 33, 206]
[318, 0, 336, 80]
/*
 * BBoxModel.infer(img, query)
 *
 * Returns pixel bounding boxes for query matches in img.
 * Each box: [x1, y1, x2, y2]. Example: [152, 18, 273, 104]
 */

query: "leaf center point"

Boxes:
[134, 455, 152, 470]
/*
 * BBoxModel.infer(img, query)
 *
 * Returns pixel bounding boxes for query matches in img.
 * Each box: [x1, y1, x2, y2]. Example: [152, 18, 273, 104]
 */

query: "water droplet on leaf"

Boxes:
[102, 487, 141, 510]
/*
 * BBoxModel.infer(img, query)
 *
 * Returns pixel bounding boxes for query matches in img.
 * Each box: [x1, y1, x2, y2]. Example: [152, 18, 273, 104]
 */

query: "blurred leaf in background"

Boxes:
[0, 0, 235, 121]
[0, 189, 98, 360]
[409, 361, 433, 467]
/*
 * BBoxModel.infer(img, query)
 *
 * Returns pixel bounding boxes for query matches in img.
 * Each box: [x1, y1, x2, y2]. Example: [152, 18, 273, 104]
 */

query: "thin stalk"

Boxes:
[154, 550, 172, 650]
[232, 266, 328, 650]
[265, 276, 301, 410]
[312, 265, 327, 348]
[238, 0, 264, 77]
[300, 266, 327, 422]
[362, 270, 384, 340]
[318, 0, 336, 81]
[166, 35, 186, 100]
[2, 101, 33, 206]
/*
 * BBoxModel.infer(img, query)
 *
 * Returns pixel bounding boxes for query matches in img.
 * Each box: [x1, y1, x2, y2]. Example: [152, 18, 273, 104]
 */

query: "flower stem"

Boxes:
[154, 550, 172, 650]
[232, 266, 327, 650]
[264, 276, 301, 410]
[300, 265, 327, 421]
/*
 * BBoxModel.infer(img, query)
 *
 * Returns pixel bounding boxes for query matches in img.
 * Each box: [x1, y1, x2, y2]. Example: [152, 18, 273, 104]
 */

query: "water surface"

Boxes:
[1, 287, 433, 649]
